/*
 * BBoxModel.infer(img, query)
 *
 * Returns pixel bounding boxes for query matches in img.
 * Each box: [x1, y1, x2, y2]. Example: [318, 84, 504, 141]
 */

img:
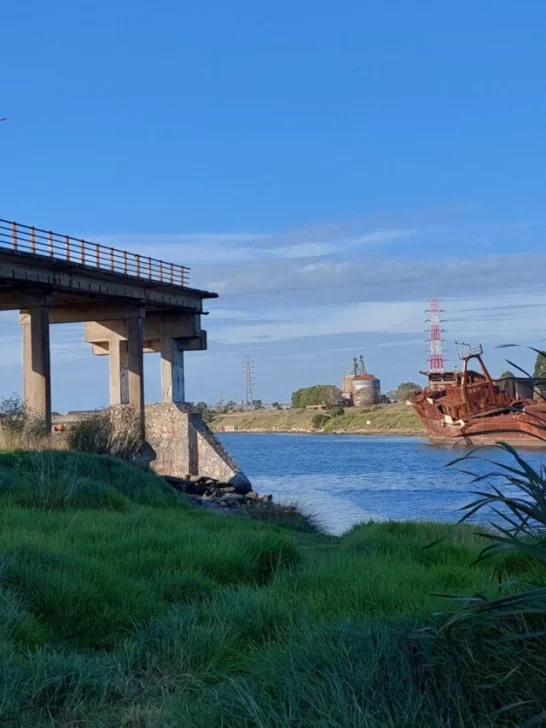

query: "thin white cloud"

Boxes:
[271, 242, 339, 258]
[203, 253, 546, 300]
[91, 224, 425, 268]
[350, 228, 419, 245]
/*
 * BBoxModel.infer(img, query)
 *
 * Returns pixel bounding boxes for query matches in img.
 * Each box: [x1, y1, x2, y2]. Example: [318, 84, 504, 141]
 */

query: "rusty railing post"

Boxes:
[3, 220, 191, 289]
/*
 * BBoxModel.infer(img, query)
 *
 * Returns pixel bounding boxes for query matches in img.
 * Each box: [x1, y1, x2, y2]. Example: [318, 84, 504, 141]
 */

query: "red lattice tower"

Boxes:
[426, 298, 445, 372]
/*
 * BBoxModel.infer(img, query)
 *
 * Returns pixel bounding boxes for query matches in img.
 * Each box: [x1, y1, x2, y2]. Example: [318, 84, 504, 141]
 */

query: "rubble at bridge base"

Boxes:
[163, 474, 273, 511]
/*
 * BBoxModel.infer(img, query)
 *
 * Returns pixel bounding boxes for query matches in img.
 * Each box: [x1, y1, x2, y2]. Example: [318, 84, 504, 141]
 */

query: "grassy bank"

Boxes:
[0, 450, 544, 725]
[212, 402, 424, 435]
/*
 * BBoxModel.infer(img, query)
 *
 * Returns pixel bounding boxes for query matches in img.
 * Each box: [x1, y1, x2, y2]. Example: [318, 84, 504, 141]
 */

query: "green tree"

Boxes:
[291, 385, 342, 408]
[391, 382, 422, 401]
[534, 351, 546, 378]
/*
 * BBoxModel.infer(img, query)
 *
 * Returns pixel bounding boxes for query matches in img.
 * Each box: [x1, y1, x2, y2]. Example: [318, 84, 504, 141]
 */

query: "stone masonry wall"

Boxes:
[145, 404, 195, 478]
[145, 403, 250, 487]
[192, 413, 247, 484]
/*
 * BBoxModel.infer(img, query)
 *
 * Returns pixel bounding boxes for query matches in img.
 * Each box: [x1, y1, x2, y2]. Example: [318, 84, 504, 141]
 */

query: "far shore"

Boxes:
[210, 403, 426, 437]
[218, 427, 424, 437]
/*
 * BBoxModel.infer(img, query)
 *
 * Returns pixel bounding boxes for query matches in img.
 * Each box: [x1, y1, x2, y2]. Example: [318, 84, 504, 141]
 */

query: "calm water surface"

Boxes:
[218, 433, 546, 535]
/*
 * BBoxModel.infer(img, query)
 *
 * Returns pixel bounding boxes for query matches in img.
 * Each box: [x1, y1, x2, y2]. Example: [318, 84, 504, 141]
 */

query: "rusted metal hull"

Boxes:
[412, 401, 546, 447]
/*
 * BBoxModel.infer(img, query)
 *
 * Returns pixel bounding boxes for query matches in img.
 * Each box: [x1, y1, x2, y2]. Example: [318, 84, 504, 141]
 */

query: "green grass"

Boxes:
[323, 403, 423, 432]
[0, 450, 543, 726]
[212, 402, 424, 434]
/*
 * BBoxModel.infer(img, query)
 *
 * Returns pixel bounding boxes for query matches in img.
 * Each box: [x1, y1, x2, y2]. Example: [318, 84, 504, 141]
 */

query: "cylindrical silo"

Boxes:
[351, 374, 381, 406]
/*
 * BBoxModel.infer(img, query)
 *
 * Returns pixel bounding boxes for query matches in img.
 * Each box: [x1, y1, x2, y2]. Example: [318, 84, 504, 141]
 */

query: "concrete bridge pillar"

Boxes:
[126, 314, 145, 438]
[108, 341, 129, 405]
[160, 337, 186, 404]
[21, 306, 52, 428]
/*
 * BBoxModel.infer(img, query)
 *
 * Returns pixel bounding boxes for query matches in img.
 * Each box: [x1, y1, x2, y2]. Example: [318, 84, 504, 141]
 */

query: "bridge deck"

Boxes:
[0, 216, 217, 433]
[0, 219, 216, 313]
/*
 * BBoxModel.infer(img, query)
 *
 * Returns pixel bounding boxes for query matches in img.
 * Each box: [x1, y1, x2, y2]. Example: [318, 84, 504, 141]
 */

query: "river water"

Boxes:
[218, 433, 546, 535]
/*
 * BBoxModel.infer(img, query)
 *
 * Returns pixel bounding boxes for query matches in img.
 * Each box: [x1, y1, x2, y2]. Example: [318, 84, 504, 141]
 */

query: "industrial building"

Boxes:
[342, 356, 381, 406]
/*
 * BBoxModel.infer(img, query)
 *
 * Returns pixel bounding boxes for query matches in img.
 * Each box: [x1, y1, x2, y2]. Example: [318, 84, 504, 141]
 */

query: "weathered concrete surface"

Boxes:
[85, 316, 208, 408]
[0, 250, 215, 311]
[0, 234, 216, 428]
[145, 403, 250, 488]
[21, 306, 52, 428]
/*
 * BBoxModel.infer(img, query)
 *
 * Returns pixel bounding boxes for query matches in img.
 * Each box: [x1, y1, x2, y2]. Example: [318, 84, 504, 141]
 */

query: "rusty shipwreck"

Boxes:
[411, 344, 546, 446]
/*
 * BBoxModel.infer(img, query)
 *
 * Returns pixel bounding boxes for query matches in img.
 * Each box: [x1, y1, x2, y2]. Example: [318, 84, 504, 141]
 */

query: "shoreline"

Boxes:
[214, 427, 546, 451]
[215, 427, 425, 437]
[210, 403, 425, 438]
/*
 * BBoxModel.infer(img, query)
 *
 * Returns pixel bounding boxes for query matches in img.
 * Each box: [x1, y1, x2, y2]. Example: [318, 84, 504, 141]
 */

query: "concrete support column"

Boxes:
[126, 314, 145, 437]
[21, 306, 52, 429]
[160, 337, 186, 404]
[108, 341, 129, 405]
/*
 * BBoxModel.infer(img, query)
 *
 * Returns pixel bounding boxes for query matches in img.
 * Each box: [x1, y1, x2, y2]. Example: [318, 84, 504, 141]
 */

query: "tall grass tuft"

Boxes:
[0, 395, 49, 451]
[448, 443, 546, 603]
[245, 500, 323, 534]
[439, 442, 546, 724]
[68, 406, 142, 460]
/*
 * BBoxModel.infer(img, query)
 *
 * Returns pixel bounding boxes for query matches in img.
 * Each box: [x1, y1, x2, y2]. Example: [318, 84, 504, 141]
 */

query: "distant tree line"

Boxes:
[291, 385, 342, 408]
[190, 399, 270, 421]
[386, 382, 422, 402]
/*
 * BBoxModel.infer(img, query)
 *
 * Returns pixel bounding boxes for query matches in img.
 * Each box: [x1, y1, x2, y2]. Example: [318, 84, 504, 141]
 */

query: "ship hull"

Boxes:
[412, 404, 546, 447]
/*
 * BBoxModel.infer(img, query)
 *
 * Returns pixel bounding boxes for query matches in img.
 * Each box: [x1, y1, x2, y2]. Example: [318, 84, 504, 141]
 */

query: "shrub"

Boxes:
[311, 414, 329, 430]
[0, 395, 49, 450]
[328, 406, 344, 417]
[68, 407, 142, 460]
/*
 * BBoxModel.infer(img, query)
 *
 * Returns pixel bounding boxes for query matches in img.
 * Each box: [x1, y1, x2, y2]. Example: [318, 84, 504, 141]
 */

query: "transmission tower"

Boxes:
[426, 298, 445, 372]
[243, 356, 255, 407]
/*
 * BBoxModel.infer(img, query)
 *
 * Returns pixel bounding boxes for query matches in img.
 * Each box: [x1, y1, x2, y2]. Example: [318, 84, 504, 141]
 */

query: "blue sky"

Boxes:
[2, 1, 546, 408]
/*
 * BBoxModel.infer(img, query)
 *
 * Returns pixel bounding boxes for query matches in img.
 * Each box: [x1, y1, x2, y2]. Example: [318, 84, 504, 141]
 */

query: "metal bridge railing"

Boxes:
[0, 219, 190, 287]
